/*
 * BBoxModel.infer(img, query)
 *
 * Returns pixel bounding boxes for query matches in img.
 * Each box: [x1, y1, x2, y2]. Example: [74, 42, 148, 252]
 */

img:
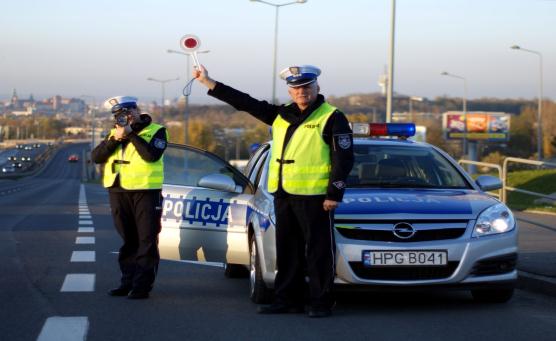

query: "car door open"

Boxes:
[159, 144, 254, 266]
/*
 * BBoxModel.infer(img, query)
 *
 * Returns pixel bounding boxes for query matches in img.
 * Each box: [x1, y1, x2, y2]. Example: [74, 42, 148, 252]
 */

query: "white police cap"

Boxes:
[279, 65, 321, 88]
[104, 96, 138, 112]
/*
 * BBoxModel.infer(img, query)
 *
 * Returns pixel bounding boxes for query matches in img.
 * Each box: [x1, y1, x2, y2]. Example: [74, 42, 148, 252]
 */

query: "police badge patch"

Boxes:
[337, 134, 351, 149]
[333, 181, 346, 189]
[153, 138, 167, 149]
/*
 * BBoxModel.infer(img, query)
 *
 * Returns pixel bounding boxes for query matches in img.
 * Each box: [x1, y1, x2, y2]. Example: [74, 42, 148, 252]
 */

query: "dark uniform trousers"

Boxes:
[273, 196, 336, 309]
[109, 190, 162, 292]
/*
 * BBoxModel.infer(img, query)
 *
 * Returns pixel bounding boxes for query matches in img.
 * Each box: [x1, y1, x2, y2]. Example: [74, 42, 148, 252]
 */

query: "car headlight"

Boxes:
[472, 203, 515, 237]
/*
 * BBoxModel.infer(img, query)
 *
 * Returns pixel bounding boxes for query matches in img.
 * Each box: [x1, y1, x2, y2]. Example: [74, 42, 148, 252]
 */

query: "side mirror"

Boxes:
[198, 173, 240, 193]
[475, 175, 502, 192]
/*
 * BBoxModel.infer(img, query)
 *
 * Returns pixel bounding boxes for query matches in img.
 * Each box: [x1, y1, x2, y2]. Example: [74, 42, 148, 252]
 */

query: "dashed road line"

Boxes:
[37, 316, 89, 341]
[76, 237, 95, 244]
[71, 251, 96, 262]
[61, 274, 95, 292]
[77, 227, 94, 233]
[78, 220, 93, 225]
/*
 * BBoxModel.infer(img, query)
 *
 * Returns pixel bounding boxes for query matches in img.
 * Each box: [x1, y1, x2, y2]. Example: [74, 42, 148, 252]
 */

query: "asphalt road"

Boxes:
[1, 143, 556, 341]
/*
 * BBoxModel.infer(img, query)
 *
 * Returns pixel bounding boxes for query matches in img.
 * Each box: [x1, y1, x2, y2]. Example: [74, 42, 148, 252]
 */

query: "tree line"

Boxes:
[2, 94, 555, 163]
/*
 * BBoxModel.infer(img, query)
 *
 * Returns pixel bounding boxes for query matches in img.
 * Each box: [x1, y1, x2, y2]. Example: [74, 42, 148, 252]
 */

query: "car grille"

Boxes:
[349, 261, 459, 281]
[335, 219, 468, 242]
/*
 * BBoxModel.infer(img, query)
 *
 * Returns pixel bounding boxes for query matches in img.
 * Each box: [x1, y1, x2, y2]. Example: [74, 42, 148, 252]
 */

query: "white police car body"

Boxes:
[159, 124, 517, 303]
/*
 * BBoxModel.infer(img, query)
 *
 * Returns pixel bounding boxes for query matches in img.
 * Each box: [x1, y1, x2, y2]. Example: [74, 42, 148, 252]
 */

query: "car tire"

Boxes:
[249, 235, 273, 304]
[471, 288, 514, 303]
[224, 263, 249, 278]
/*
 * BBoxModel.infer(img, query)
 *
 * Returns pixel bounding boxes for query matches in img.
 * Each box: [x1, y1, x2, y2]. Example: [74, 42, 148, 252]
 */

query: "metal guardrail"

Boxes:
[502, 157, 556, 204]
[458, 159, 502, 198]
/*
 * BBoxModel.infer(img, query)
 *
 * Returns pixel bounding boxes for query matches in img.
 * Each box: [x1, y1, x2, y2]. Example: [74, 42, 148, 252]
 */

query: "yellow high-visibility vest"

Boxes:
[102, 123, 167, 190]
[268, 102, 336, 195]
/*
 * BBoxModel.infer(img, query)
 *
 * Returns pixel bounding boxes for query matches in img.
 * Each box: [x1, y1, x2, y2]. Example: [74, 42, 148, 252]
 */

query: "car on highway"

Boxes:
[20, 156, 31, 162]
[2, 165, 16, 173]
[8, 156, 17, 161]
[159, 123, 517, 304]
[68, 154, 79, 162]
[11, 162, 23, 168]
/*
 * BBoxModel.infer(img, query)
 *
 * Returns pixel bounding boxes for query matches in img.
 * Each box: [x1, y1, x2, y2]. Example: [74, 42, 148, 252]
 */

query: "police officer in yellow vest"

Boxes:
[195, 65, 354, 317]
[92, 96, 168, 299]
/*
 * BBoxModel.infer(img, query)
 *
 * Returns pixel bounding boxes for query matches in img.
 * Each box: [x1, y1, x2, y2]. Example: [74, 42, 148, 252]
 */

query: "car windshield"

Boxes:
[347, 144, 470, 189]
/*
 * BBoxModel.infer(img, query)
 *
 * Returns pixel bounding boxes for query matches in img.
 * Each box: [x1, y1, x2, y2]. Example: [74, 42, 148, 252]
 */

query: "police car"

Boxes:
[159, 123, 517, 304]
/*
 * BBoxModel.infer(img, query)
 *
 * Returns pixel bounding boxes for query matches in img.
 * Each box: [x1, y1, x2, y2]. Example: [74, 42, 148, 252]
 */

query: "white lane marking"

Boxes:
[78, 210, 90, 214]
[76, 237, 95, 244]
[37, 316, 89, 341]
[79, 215, 91, 219]
[61, 274, 95, 292]
[71, 251, 95, 262]
[78, 220, 93, 225]
[77, 227, 94, 233]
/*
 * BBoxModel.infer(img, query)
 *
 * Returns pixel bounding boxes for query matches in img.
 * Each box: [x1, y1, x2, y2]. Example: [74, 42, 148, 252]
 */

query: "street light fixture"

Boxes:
[146, 77, 180, 115]
[441, 71, 468, 156]
[510, 44, 544, 160]
[167, 49, 210, 145]
[249, 0, 308, 104]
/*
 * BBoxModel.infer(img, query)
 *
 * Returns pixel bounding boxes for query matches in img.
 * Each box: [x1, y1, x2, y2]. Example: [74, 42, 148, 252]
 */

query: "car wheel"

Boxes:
[471, 288, 514, 303]
[249, 235, 273, 304]
[224, 263, 249, 278]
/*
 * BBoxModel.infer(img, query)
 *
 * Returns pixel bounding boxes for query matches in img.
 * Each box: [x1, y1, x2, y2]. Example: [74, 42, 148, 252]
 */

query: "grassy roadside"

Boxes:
[505, 169, 556, 213]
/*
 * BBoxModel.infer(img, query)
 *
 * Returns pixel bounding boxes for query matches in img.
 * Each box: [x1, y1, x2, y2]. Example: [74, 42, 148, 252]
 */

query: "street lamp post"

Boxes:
[146, 77, 180, 116]
[511, 45, 544, 160]
[386, 0, 396, 123]
[441, 71, 468, 157]
[249, 0, 307, 104]
[167, 49, 210, 145]
[81, 95, 96, 180]
[408, 96, 423, 122]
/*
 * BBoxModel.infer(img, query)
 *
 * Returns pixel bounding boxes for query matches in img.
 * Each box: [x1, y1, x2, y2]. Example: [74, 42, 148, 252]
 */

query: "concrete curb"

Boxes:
[517, 271, 556, 298]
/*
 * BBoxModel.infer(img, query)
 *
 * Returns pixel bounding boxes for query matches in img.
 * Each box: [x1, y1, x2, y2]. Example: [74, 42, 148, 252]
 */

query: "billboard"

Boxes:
[443, 111, 510, 141]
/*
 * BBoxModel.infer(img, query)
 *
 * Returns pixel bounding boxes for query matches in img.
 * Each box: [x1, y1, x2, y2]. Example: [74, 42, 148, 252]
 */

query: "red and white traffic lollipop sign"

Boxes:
[180, 34, 202, 69]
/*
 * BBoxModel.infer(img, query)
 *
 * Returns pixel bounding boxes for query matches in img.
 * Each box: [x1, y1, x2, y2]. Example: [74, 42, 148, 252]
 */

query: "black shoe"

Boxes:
[127, 289, 150, 299]
[257, 303, 304, 314]
[307, 307, 332, 318]
[107, 286, 131, 297]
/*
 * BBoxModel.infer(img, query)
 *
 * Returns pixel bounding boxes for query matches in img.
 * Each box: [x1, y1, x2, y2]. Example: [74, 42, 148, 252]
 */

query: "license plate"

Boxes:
[362, 250, 447, 267]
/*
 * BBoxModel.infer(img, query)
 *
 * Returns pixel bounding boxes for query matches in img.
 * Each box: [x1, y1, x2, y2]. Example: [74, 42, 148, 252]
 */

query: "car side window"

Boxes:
[245, 144, 270, 179]
[164, 144, 251, 191]
[253, 150, 270, 188]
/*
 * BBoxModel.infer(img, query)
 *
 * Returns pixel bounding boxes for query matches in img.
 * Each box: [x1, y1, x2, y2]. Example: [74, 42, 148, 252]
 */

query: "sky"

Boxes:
[1, 0, 555, 106]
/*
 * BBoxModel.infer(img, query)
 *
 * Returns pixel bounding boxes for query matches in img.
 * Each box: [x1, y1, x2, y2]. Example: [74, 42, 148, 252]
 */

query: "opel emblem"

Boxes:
[393, 222, 416, 239]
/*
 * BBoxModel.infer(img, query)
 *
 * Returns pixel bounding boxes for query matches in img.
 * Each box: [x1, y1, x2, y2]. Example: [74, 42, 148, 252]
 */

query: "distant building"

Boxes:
[3, 89, 86, 116]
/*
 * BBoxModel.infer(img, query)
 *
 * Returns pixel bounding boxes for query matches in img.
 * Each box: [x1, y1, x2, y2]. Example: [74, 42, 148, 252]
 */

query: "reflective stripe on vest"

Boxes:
[102, 123, 167, 190]
[268, 102, 336, 195]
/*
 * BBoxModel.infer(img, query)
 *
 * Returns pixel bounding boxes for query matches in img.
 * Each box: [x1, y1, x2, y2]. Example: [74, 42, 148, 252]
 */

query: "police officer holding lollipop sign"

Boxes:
[195, 64, 354, 317]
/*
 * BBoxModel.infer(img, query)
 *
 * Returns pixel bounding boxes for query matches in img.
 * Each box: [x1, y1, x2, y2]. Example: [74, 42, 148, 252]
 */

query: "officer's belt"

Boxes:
[276, 158, 295, 164]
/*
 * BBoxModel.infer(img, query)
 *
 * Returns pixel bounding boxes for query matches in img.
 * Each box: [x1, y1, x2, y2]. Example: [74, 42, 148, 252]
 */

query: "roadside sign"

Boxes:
[443, 111, 510, 141]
